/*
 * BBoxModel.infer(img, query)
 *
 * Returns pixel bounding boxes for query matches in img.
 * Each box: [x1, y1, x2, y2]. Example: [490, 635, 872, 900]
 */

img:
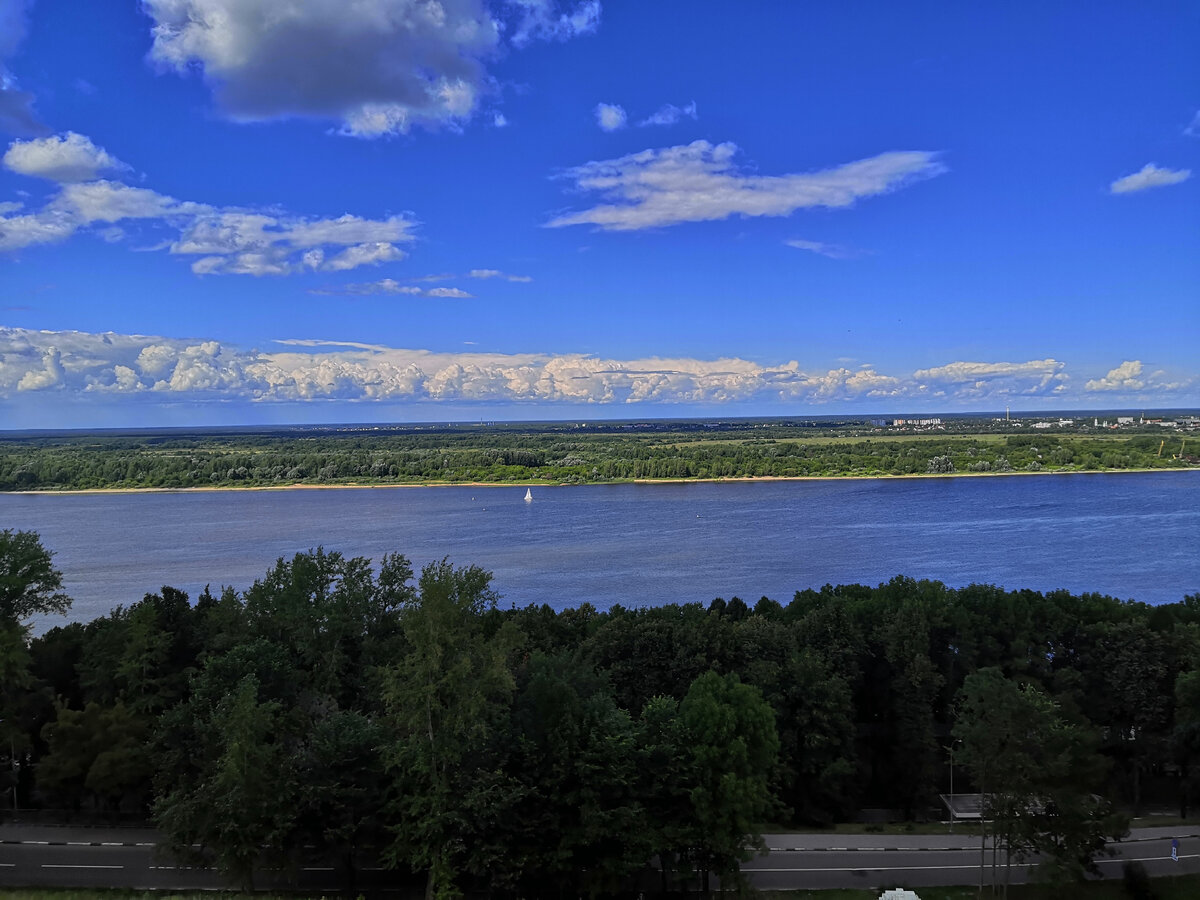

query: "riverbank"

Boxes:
[3, 465, 1194, 495]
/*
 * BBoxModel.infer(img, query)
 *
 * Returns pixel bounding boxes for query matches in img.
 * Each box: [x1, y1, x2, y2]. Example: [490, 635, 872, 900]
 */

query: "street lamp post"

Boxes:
[949, 743, 955, 833]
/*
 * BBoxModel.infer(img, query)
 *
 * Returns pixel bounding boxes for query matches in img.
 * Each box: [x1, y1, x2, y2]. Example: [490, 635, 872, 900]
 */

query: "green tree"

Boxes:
[155, 676, 297, 889]
[1174, 668, 1200, 818]
[0, 530, 70, 813]
[0, 529, 70, 625]
[381, 559, 520, 900]
[499, 652, 648, 897]
[954, 668, 1120, 895]
[677, 670, 779, 897]
[638, 695, 695, 894]
[38, 701, 151, 813]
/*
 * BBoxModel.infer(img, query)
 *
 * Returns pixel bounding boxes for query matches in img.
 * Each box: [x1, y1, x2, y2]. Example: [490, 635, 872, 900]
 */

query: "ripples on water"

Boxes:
[3, 471, 1198, 630]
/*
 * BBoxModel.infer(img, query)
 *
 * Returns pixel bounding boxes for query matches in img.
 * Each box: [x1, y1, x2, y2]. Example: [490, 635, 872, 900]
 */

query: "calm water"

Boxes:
[3, 471, 1198, 630]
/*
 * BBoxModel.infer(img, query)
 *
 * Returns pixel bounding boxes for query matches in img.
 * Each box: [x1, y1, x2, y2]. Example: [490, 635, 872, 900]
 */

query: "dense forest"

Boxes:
[0, 421, 1196, 491]
[3, 529, 1200, 896]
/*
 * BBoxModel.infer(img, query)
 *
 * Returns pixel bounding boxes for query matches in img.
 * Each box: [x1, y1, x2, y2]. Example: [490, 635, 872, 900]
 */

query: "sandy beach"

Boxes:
[3, 465, 1193, 496]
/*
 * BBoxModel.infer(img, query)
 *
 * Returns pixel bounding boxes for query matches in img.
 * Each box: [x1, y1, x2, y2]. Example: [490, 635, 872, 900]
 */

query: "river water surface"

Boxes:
[3, 471, 1198, 629]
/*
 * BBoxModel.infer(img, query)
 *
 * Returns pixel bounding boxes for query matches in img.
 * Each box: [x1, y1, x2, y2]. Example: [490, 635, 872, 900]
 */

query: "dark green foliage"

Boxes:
[38, 701, 151, 811]
[7, 526, 1200, 894]
[677, 670, 780, 895]
[0, 528, 70, 623]
[1, 421, 1193, 492]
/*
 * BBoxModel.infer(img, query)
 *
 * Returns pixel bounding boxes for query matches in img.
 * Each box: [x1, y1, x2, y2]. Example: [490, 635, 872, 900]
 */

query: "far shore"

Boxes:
[3, 465, 1195, 496]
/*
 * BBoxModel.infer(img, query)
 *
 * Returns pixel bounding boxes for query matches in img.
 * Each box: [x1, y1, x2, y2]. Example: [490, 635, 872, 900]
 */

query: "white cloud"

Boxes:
[547, 141, 947, 231]
[16, 347, 65, 391]
[0, 206, 80, 251]
[1085, 360, 1144, 392]
[638, 101, 697, 127]
[492, 112, 509, 128]
[509, 0, 600, 47]
[785, 238, 858, 259]
[322, 241, 407, 271]
[9, 328, 1187, 410]
[309, 279, 470, 297]
[594, 103, 626, 132]
[1109, 163, 1191, 194]
[467, 267, 531, 281]
[3, 132, 128, 182]
[0, 141, 417, 274]
[1184, 111, 1200, 138]
[142, 0, 600, 137]
[912, 359, 1069, 397]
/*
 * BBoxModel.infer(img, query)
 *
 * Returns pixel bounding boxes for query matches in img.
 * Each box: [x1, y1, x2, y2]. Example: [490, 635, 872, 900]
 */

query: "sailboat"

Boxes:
[524, 487, 533, 502]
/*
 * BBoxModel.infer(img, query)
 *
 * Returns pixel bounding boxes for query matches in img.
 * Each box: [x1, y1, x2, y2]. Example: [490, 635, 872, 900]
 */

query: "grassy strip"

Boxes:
[6, 876, 1200, 900]
[0, 893, 283, 900]
[768, 874, 1200, 899]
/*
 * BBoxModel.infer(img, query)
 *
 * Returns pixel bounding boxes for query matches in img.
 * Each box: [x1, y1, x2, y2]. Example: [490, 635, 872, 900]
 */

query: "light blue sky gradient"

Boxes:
[1, 0, 1197, 427]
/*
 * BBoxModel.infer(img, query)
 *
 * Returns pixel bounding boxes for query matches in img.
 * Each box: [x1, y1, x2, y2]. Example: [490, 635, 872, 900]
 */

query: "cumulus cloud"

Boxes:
[547, 141, 947, 231]
[142, 0, 600, 137]
[0, 136, 416, 273]
[785, 238, 859, 259]
[912, 359, 1069, 397]
[1085, 360, 1144, 392]
[638, 100, 697, 127]
[8, 328, 1179, 411]
[594, 103, 626, 132]
[1184, 111, 1200, 138]
[0, 0, 44, 135]
[3, 132, 129, 182]
[1109, 163, 1191, 194]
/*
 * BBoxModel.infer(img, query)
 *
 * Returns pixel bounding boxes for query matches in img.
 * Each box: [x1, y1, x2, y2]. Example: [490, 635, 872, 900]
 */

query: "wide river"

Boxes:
[3, 471, 1198, 630]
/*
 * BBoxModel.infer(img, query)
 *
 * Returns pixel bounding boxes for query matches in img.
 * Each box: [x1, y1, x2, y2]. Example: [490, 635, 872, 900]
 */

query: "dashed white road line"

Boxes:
[41, 864, 124, 870]
[747, 852, 1200, 874]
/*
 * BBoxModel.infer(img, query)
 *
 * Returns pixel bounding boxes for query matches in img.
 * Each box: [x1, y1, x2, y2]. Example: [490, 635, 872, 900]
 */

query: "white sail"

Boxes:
[524, 488, 533, 502]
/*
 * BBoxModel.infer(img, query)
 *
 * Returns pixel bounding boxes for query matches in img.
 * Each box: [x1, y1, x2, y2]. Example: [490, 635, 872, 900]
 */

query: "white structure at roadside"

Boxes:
[878, 890, 921, 900]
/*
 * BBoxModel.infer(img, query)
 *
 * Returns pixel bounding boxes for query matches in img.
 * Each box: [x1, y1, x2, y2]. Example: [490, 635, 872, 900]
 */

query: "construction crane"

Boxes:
[1157, 439, 1165, 457]
[1174, 439, 1187, 460]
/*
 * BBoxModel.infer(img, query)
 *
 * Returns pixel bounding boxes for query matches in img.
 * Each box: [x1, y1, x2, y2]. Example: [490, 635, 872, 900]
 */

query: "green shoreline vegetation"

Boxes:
[1, 417, 1196, 492]
[4, 528, 1200, 896]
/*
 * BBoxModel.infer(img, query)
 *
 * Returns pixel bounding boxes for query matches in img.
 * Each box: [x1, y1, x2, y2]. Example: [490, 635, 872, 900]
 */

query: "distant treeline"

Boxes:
[0, 425, 1194, 490]
[3, 529, 1200, 895]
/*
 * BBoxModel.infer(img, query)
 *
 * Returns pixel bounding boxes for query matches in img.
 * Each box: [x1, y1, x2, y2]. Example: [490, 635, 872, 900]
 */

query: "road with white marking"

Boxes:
[2, 824, 1196, 893]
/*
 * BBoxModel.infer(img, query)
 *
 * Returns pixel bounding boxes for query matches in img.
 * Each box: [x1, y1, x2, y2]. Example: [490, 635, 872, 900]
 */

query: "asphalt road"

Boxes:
[749, 829, 1200, 891]
[2, 824, 1197, 893]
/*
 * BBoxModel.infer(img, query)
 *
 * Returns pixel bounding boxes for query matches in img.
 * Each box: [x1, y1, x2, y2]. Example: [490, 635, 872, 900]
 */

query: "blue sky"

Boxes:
[1, 0, 1197, 428]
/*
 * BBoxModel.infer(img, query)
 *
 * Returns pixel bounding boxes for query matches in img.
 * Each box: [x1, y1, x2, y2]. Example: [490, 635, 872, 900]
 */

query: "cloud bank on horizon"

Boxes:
[0, 1, 1196, 427]
[2, 327, 1192, 417]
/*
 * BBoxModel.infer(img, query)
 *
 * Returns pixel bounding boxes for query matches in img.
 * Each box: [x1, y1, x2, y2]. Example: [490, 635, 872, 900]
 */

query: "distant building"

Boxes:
[1117, 417, 1135, 425]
